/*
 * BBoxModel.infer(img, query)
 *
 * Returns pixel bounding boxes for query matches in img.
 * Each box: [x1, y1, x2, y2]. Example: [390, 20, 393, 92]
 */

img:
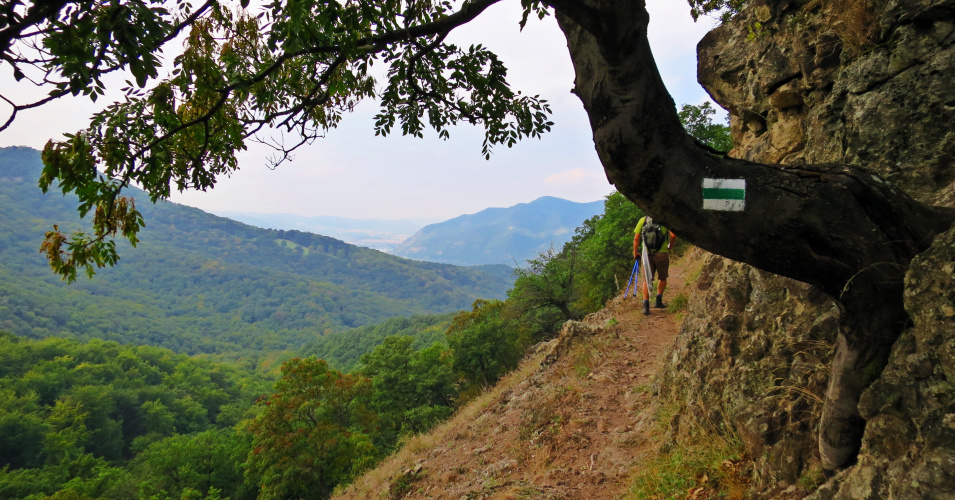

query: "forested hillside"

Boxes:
[0, 147, 511, 357]
[298, 314, 454, 372]
[0, 180, 648, 500]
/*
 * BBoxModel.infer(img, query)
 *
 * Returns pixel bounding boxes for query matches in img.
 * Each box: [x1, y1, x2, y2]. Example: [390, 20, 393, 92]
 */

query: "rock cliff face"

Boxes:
[699, 0, 955, 206]
[658, 258, 838, 494]
[659, 0, 955, 497]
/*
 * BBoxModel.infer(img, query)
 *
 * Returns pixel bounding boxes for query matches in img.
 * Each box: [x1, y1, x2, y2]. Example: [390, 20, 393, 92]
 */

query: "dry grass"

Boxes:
[681, 247, 707, 286]
[757, 338, 831, 434]
[823, 0, 879, 55]
[334, 351, 546, 498]
[625, 401, 750, 500]
[336, 252, 701, 499]
[571, 341, 599, 378]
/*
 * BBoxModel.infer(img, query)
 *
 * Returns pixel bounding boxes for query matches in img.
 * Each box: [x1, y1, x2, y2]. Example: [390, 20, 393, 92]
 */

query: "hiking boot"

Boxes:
[655, 294, 665, 309]
[643, 300, 650, 315]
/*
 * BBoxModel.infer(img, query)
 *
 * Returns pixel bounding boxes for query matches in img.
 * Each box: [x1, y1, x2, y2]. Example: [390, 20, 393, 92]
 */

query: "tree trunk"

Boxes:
[548, 0, 955, 469]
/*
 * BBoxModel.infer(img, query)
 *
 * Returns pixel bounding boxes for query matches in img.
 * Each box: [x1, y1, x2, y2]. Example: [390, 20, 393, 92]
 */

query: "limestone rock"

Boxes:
[540, 320, 598, 367]
[658, 256, 838, 493]
[699, 0, 955, 197]
[668, 0, 955, 496]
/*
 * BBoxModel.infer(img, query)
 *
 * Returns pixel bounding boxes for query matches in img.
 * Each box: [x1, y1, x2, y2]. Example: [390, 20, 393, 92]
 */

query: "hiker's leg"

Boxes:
[655, 253, 670, 285]
[654, 253, 670, 307]
[641, 280, 650, 301]
[655, 281, 668, 308]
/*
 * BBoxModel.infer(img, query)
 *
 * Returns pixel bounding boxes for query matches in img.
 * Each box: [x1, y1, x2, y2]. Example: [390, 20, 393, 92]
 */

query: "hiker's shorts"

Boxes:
[648, 252, 670, 281]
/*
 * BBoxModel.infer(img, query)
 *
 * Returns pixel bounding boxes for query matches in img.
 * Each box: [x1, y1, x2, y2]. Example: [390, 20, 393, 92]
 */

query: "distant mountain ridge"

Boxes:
[392, 196, 604, 266]
[0, 146, 512, 357]
[215, 211, 436, 252]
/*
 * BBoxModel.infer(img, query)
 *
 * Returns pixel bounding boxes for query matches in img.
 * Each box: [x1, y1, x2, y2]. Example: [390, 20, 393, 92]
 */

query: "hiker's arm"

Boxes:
[668, 231, 676, 252]
[633, 232, 641, 258]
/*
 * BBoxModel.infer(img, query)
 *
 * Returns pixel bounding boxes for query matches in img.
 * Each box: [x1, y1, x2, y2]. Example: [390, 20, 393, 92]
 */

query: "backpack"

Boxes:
[642, 217, 665, 253]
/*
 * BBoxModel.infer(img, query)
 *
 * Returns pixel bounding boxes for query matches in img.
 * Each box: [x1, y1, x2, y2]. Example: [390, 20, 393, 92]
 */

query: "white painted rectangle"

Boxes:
[703, 199, 746, 211]
[702, 178, 746, 190]
[702, 178, 746, 212]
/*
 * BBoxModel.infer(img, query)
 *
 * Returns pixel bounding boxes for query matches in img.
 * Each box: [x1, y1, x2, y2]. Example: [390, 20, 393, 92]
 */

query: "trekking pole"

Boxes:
[623, 259, 640, 299]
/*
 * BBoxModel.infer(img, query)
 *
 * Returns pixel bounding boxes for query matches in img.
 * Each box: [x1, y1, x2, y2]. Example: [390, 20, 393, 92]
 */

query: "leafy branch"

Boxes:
[13, 0, 555, 281]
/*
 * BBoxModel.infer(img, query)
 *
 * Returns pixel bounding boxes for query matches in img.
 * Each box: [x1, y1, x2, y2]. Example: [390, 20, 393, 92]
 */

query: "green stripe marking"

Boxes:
[702, 188, 746, 200]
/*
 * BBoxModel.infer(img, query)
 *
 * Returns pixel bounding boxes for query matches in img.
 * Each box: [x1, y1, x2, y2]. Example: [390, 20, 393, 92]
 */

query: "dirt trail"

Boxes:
[337, 259, 691, 499]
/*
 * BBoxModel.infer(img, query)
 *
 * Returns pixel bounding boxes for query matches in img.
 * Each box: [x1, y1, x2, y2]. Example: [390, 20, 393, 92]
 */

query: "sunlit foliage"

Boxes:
[688, 0, 747, 22]
[678, 101, 733, 153]
[247, 357, 376, 499]
[359, 336, 455, 448]
[447, 299, 526, 389]
[0, 333, 270, 499]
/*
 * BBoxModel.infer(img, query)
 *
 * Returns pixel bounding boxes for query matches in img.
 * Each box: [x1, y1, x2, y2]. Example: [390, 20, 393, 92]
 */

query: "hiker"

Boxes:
[633, 216, 677, 315]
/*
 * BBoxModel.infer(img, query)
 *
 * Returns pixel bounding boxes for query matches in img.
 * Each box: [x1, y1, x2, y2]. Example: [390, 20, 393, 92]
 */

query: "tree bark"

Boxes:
[548, 0, 955, 469]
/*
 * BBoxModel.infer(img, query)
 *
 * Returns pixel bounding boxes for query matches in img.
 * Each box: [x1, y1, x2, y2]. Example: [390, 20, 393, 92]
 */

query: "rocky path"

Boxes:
[336, 258, 691, 499]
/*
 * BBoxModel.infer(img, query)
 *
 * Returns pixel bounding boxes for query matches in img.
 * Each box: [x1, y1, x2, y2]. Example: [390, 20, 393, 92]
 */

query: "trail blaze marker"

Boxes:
[702, 178, 746, 211]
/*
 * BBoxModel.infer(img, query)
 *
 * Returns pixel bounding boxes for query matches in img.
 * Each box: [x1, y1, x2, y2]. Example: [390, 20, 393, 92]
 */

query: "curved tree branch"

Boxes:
[0, 0, 71, 55]
[550, 0, 954, 300]
[548, 0, 955, 470]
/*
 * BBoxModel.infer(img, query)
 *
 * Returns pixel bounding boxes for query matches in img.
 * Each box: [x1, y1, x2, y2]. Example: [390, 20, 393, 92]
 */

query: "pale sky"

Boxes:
[0, 1, 720, 221]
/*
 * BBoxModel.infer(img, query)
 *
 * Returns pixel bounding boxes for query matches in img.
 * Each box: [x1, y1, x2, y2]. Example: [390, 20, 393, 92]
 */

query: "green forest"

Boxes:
[0, 187, 649, 499]
[0, 334, 271, 499]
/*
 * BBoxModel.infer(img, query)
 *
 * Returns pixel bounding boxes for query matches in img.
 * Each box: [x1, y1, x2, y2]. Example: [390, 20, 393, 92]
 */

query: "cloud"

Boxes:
[544, 168, 604, 186]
